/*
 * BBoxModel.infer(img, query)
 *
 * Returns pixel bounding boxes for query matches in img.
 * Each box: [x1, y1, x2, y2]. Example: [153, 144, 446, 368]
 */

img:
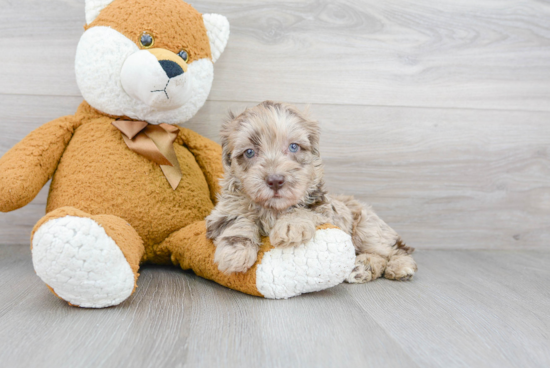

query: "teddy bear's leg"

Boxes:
[156, 221, 356, 299]
[31, 207, 144, 308]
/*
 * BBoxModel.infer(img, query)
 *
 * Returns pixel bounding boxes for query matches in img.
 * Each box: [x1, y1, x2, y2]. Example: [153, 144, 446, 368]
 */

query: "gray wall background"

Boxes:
[1, 0, 549, 249]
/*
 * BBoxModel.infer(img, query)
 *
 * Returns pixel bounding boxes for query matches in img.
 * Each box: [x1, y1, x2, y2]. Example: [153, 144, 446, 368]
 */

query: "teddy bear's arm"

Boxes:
[0, 115, 80, 212]
[177, 127, 224, 205]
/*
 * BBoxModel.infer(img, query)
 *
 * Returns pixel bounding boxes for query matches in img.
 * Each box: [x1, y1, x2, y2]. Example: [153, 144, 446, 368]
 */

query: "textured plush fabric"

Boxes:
[0, 0, 355, 305]
[46, 102, 219, 253]
[256, 227, 356, 299]
[32, 206, 145, 280]
[158, 223, 351, 298]
[77, 0, 230, 125]
[1, 100, 356, 301]
[157, 220, 266, 297]
[86, 0, 115, 24]
[76, 27, 215, 125]
[31, 207, 143, 307]
[202, 13, 230, 63]
[15, 101, 282, 298]
[155, 221, 355, 298]
[176, 125, 223, 205]
[0, 116, 81, 212]
[87, 0, 212, 63]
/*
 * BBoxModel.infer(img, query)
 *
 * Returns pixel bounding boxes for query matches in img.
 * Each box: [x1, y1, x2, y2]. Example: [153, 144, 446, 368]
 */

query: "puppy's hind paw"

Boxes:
[270, 218, 316, 248]
[384, 254, 417, 281]
[345, 253, 387, 284]
[214, 236, 258, 274]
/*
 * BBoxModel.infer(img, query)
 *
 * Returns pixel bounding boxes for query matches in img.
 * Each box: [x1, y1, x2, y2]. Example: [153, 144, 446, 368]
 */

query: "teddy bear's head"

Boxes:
[76, 0, 229, 124]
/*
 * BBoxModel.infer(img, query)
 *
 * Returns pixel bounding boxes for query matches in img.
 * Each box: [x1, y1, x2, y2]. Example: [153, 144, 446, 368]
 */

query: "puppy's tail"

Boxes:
[394, 238, 415, 254]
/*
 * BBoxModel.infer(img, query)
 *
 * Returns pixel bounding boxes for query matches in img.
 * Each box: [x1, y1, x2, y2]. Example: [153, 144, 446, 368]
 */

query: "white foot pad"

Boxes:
[32, 216, 135, 308]
[256, 228, 356, 299]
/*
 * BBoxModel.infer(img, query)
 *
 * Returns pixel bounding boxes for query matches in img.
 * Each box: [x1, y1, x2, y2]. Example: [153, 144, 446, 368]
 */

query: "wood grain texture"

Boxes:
[344, 250, 550, 368]
[2, 95, 548, 249]
[1, 0, 550, 110]
[1, 1, 549, 367]
[0, 244, 417, 368]
[190, 100, 550, 251]
[1, 245, 549, 368]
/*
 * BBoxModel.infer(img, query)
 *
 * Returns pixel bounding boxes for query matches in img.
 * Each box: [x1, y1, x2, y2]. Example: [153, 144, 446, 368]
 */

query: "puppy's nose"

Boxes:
[159, 60, 184, 79]
[266, 175, 285, 191]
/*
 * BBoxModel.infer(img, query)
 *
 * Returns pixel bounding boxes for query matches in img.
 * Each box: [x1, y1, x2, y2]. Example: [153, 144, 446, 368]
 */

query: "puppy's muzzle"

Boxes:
[266, 175, 285, 192]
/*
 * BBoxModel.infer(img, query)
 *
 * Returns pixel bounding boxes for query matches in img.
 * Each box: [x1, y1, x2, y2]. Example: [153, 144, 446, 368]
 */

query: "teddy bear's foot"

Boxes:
[32, 216, 135, 308]
[160, 222, 356, 299]
[255, 226, 356, 299]
[31, 207, 144, 308]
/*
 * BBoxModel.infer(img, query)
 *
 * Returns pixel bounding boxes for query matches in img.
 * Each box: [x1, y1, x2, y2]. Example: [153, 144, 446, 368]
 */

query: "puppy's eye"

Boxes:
[178, 50, 189, 62]
[140, 32, 154, 48]
[289, 143, 300, 153]
[244, 149, 255, 158]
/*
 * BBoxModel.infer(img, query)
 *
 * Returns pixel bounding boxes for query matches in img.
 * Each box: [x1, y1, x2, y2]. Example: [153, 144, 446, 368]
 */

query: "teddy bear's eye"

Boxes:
[289, 143, 300, 153]
[244, 149, 255, 158]
[178, 50, 189, 63]
[140, 32, 154, 48]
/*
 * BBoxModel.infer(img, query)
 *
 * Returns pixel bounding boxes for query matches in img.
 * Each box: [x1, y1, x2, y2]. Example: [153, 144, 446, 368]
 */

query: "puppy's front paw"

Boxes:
[214, 236, 258, 274]
[270, 218, 316, 248]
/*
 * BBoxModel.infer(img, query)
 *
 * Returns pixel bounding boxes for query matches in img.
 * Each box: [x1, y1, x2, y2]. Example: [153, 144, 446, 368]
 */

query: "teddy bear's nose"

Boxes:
[158, 60, 184, 79]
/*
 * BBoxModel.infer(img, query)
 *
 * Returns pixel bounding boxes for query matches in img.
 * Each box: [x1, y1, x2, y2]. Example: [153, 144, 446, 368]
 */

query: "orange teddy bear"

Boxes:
[0, 0, 355, 307]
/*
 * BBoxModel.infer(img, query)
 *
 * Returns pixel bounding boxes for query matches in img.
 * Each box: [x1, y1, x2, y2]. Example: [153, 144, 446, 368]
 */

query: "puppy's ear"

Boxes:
[220, 111, 236, 168]
[222, 147, 232, 168]
[307, 120, 321, 157]
[293, 105, 320, 156]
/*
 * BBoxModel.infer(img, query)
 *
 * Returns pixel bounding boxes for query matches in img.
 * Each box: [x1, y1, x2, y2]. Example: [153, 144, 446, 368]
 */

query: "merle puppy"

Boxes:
[206, 101, 417, 283]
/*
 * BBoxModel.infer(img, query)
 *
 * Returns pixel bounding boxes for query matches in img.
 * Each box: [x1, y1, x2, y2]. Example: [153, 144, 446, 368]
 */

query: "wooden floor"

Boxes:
[1, 0, 549, 367]
[1, 244, 549, 368]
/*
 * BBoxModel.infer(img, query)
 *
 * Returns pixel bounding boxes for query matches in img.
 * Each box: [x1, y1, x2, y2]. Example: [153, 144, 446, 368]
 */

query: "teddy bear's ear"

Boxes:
[85, 0, 115, 24]
[203, 14, 230, 63]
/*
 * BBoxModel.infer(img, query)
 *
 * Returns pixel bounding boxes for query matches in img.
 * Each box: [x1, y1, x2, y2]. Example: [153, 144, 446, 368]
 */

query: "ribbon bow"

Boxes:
[112, 120, 182, 190]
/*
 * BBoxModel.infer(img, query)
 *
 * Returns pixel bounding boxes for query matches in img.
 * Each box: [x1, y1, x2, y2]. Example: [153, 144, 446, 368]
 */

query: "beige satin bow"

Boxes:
[112, 120, 182, 190]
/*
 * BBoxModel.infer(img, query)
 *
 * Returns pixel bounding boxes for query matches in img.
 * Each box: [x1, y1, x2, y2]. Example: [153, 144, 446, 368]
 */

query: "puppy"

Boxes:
[206, 101, 417, 283]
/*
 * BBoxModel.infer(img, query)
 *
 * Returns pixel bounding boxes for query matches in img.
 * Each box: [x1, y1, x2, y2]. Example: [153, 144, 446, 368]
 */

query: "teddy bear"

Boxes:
[0, 0, 356, 308]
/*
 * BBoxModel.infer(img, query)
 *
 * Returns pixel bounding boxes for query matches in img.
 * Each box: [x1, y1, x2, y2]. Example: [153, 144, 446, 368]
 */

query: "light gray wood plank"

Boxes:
[180, 276, 417, 368]
[2, 95, 548, 250]
[0, 244, 418, 368]
[1, 0, 550, 110]
[344, 250, 550, 368]
[1, 246, 549, 368]
[0, 244, 194, 368]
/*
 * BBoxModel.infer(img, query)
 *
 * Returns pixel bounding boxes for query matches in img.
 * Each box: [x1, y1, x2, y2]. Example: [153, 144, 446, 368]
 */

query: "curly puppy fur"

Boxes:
[206, 101, 417, 282]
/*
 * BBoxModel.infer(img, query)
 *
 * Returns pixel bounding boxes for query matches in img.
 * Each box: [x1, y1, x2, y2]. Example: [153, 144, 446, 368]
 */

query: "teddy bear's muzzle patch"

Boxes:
[121, 49, 192, 111]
